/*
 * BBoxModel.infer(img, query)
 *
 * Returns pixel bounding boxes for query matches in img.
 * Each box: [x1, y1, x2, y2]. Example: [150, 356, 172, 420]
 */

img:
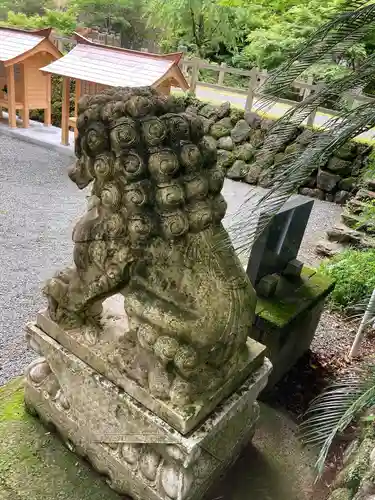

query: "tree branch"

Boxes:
[190, 7, 200, 48]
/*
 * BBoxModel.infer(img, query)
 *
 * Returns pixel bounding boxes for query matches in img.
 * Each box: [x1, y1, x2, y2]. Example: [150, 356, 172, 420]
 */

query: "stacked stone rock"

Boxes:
[182, 97, 373, 205]
[327, 424, 375, 500]
[316, 178, 375, 257]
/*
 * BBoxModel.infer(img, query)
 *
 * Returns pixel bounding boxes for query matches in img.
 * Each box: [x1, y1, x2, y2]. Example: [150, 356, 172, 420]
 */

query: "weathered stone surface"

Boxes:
[335, 190, 350, 205]
[256, 274, 280, 298]
[34, 299, 266, 434]
[227, 160, 249, 180]
[326, 157, 352, 176]
[244, 111, 261, 129]
[249, 129, 265, 148]
[296, 129, 314, 146]
[185, 105, 200, 115]
[341, 211, 362, 229]
[283, 259, 303, 278]
[244, 165, 262, 185]
[284, 143, 301, 155]
[356, 189, 375, 201]
[231, 119, 251, 143]
[24, 323, 271, 500]
[327, 488, 352, 500]
[40, 87, 264, 437]
[199, 103, 218, 119]
[258, 173, 274, 188]
[351, 156, 365, 177]
[229, 107, 244, 124]
[217, 136, 234, 151]
[367, 179, 375, 191]
[217, 101, 231, 119]
[274, 152, 289, 165]
[302, 175, 317, 188]
[348, 198, 367, 215]
[339, 177, 356, 191]
[210, 117, 233, 139]
[315, 240, 344, 258]
[327, 225, 363, 245]
[300, 187, 325, 200]
[260, 118, 274, 131]
[233, 143, 255, 162]
[335, 437, 375, 492]
[217, 149, 234, 168]
[317, 169, 341, 192]
[335, 142, 357, 161]
[200, 116, 215, 135]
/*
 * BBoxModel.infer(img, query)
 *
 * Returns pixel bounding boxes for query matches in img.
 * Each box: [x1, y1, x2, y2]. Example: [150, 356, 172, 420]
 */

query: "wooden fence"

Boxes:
[51, 34, 375, 129]
[181, 58, 375, 128]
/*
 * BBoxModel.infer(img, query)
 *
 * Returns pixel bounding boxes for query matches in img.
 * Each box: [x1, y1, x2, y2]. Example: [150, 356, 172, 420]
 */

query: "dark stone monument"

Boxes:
[246, 195, 314, 286]
[246, 196, 335, 390]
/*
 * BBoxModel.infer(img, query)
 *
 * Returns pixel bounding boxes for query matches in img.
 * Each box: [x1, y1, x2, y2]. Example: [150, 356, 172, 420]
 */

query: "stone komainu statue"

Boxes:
[44, 87, 256, 404]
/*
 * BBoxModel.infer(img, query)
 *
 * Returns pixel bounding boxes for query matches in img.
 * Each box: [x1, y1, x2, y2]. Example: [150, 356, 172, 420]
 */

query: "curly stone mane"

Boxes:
[43, 87, 256, 405]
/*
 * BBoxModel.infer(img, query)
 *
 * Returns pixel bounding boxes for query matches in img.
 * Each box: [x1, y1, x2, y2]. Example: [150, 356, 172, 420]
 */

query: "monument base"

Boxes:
[24, 323, 271, 500]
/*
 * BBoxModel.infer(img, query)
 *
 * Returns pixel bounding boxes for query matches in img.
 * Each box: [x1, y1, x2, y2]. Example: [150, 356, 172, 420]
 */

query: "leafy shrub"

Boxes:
[320, 249, 375, 311]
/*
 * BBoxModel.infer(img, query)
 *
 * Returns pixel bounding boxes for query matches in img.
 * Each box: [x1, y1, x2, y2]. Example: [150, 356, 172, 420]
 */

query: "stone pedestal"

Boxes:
[23, 88, 272, 500]
[253, 266, 334, 390]
[24, 320, 271, 500]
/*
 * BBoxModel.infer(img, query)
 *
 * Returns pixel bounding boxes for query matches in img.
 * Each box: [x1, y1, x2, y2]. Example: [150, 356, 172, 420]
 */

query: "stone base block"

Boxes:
[35, 296, 267, 435]
[24, 323, 271, 500]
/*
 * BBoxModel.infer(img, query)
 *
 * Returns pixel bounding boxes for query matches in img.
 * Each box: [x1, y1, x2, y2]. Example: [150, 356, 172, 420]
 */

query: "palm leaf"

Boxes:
[299, 366, 375, 476]
[258, 2, 375, 104]
[255, 53, 375, 170]
[229, 100, 375, 255]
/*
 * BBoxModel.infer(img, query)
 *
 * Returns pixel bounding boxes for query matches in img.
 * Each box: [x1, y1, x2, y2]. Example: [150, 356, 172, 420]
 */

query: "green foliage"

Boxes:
[300, 366, 375, 478]
[146, 0, 241, 56]
[319, 249, 375, 311]
[72, 0, 145, 47]
[1, 8, 78, 35]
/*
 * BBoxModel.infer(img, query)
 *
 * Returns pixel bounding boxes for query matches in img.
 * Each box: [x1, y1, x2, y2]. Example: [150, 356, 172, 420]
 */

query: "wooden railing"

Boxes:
[181, 57, 375, 127]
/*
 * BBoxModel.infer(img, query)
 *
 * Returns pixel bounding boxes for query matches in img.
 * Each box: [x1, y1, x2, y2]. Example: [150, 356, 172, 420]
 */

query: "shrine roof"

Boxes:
[41, 34, 189, 90]
[0, 27, 60, 66]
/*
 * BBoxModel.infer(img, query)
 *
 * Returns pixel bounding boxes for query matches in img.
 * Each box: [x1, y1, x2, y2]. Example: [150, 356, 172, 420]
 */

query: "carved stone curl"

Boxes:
[43, 87, 257, 407]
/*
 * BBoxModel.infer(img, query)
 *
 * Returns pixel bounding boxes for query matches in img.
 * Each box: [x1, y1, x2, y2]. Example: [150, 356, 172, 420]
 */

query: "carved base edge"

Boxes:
[35, 309, 267, 435]
[24, 324, 271, 500]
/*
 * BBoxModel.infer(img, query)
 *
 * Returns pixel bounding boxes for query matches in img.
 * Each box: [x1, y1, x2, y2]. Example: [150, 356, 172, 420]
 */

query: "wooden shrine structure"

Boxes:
[41, 34, 190, 145]
[0, 27, 61, 128]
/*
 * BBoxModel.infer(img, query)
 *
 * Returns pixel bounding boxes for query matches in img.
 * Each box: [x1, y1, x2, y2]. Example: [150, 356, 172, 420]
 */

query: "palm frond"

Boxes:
[258, 2, 375, 105]
[299, 366, 375, 476]
[229, 101, 375, 255]
[255, 53, 375, 170]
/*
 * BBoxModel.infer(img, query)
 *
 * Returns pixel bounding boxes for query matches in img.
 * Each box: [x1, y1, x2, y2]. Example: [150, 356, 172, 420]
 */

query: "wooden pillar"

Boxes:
[245, 67, 258, 112]
[74, 79, 81, 138]
[22, 63, 29, 128]
[44, 73, 52, 126]
[6, 65, 16, 128]
[189, 58, 199, 95]
[61, 76, 70, 146]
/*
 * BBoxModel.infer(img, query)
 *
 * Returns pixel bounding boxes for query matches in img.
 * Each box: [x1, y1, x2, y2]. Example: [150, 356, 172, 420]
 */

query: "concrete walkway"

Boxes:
[0, 378, 319, 500]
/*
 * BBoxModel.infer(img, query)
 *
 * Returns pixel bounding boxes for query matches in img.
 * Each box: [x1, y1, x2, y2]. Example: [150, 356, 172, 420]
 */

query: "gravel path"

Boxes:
[0, 135, 343, 385]
[0, 135, 86, 384]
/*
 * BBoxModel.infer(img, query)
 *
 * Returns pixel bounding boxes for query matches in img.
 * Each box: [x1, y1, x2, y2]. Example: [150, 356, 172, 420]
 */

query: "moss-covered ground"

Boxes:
[0, 378, 122, 500]
[0, 378, 320, 500]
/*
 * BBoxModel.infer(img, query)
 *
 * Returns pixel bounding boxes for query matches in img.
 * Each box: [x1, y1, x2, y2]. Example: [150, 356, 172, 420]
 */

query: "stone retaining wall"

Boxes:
[183, 98, 373, 205]
[328, 425, 375, 500]
[316, 178, 375, 257]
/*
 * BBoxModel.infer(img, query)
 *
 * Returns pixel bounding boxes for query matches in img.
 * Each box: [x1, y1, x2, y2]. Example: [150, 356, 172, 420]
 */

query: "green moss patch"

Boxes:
[0, 378, 122, 500]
